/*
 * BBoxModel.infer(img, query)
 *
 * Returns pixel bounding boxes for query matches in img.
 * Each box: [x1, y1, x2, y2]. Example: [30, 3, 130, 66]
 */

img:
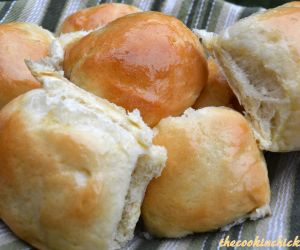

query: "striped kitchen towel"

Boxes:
[0, 0, 299, 250]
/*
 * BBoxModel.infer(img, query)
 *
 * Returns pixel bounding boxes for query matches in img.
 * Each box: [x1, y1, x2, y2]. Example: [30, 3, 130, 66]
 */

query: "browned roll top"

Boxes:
[64, 12, 208, 126]
[0, 22, 53, 109]
[60, 3, 141, 33]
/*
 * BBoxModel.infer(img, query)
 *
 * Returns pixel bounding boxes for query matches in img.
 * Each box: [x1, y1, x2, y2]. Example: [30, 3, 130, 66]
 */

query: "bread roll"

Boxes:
[142, 108, 270, 237]
[60, 3, 141, 33]
[193, 58, 241, 110]
[195, 3, 300, 152]
[283, 1, 300, 7]
[63, 12, 208, 127]
[0, 59, 166, 250]
[0, 22, 53, 109]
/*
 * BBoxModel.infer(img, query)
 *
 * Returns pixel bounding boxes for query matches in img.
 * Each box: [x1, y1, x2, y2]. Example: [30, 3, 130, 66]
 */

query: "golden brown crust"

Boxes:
[64, 12, 208, 126]
[193, 58, 241, 110]
[0, 22, 53, 109]
[142, 108, 270, 237]
[0, 112, 102, 249]
[60, 3, 141, 33]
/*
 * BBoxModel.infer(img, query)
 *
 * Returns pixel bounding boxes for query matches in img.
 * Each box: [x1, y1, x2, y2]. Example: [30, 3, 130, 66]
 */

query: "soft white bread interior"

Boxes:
[0, 59, 166, 250]
[194, 2, 300, 152]
[58, 30, 91, 49]
[142, 107, 270, 238]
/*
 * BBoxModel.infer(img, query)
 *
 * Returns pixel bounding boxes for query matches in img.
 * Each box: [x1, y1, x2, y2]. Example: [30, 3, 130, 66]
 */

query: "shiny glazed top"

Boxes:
[64, 12, 208, 126]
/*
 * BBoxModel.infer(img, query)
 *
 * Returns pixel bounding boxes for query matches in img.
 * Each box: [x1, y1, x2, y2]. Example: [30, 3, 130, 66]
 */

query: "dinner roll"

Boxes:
[0, 59, 166, 250]
[63, 12, 208, 127]
[0, 22, 53, 109]
[195, 3, 300, 152]
[142, 108, 270, 238]
[193, 58, 241, 110]
[60, 3, 141, 33]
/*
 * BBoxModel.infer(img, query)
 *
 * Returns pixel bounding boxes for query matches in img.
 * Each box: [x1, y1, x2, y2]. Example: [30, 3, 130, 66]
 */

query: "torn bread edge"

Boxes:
[25, 58, 167, 249]
[192, 29, 272, 232]
[49, 28, 101, 71]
